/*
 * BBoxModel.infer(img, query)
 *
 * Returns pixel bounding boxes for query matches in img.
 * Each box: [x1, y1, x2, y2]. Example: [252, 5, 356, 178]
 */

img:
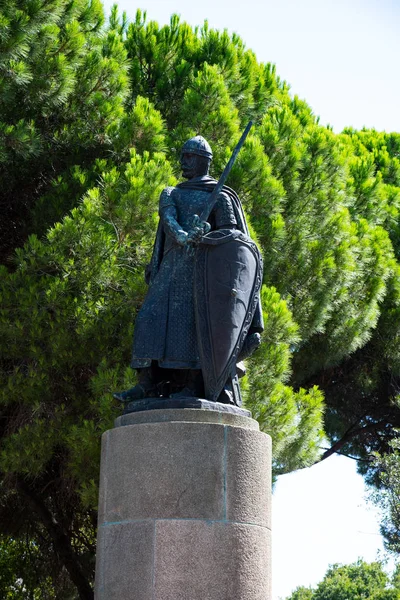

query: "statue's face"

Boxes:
[180, 152, 199, 179]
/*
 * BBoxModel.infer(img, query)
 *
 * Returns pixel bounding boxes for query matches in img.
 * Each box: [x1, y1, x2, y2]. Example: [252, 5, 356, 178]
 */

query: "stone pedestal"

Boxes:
[94, 408, 272, 600]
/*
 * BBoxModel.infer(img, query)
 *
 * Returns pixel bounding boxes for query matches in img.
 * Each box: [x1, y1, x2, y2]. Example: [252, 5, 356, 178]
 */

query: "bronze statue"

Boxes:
[114, 127, 263, 407]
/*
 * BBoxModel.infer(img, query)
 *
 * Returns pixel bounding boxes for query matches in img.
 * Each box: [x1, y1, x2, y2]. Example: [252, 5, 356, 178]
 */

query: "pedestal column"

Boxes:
[94, 408, 272, 600]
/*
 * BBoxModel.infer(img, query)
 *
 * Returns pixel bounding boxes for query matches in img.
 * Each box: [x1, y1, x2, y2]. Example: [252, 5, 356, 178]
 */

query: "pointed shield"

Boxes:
[194, 229, 263, 401]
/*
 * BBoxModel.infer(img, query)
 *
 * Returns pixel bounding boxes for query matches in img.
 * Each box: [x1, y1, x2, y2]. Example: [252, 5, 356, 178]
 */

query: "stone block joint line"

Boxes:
[223, 425, 228, 522]
[99, 517, 271, 531]
[152, 520, 156, 600]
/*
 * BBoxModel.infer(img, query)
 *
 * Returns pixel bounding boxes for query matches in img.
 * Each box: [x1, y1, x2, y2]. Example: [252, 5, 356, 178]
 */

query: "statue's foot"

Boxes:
[217, 388, 235, 405]
[169, 386, 198, 399]
[113, 384, 156, 403]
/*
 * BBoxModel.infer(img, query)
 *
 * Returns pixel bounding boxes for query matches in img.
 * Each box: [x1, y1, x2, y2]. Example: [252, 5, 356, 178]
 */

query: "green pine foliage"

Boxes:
[286, 561, 400, 600]
[304, 129, 400, 484]
[1, 148, 174, 494]
[0, 0, 129, 257]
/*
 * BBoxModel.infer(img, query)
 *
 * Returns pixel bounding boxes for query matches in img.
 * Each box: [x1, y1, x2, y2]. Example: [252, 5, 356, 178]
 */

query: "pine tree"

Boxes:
[1, 4, 400, 595]
[302, 130, 400, 483]
[0, 0, 128, 260]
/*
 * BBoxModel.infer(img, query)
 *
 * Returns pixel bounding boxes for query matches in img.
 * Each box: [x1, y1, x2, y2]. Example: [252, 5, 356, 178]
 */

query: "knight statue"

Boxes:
[114, 129, 263, 407]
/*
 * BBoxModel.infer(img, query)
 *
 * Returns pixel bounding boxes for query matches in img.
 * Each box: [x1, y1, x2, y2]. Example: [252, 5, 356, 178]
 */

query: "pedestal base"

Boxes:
[94, 408, 272, 600]
[122, 396, 252, 418]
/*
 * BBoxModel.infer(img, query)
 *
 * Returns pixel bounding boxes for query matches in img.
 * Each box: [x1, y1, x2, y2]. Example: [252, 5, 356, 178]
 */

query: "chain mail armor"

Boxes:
[131, 178, 237, 369]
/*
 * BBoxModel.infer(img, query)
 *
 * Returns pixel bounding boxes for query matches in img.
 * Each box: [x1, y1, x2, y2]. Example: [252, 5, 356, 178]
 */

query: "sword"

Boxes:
[199, 121, 253, 223]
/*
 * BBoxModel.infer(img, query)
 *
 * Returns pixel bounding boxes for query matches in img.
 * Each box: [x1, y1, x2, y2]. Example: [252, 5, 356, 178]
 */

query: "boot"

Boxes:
[169, 369, 204, 398]
[113, 367, 157, 403]
[217, 375, 242, 406]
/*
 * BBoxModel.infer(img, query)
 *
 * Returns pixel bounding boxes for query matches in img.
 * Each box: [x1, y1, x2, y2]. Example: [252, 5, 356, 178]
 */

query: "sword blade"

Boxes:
[198, 121, 253, 222]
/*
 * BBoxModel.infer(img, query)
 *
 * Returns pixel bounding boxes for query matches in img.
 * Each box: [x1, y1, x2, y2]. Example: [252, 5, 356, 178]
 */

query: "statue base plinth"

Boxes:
[94, 408, 272, 600]
[122, 396, 251, 418]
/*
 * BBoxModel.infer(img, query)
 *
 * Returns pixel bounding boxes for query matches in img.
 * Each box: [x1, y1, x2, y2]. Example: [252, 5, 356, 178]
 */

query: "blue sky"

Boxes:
[101, 0, 399, 596]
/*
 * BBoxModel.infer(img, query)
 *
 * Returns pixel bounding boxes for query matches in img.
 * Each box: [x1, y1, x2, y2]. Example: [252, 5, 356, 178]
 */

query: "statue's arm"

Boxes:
[213, 192, 237, 229]
[159, 187, 188, 246]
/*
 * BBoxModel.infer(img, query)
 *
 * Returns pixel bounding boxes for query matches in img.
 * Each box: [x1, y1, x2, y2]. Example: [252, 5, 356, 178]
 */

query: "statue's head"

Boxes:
[180, 135, 213, 179]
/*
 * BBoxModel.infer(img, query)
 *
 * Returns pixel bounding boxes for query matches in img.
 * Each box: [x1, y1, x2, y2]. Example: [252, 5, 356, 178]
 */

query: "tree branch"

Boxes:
[320, 449, 373, 463]
[318, 420, 388, 463]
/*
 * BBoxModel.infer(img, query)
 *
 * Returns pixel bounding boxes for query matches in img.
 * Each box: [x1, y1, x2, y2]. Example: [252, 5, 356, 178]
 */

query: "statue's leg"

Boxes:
[169, 369, 204, 398]
[187, 369, 204, 397]
[113, 366, 158, 403]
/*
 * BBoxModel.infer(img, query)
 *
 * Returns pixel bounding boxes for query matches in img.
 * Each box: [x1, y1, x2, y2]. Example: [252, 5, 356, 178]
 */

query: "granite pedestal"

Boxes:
[94, 406, 272, 600]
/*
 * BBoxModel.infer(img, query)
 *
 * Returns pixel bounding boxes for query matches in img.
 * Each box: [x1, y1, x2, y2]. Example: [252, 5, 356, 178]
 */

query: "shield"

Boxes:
[194, 229, 263, 401]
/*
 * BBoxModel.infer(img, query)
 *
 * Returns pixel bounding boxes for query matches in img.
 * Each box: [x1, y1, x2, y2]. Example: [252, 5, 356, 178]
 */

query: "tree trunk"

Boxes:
[17, 480, 94, 600]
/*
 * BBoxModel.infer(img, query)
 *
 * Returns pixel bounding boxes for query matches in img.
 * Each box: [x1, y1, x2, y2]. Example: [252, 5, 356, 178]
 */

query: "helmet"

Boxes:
[182, 135, 213, 159]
